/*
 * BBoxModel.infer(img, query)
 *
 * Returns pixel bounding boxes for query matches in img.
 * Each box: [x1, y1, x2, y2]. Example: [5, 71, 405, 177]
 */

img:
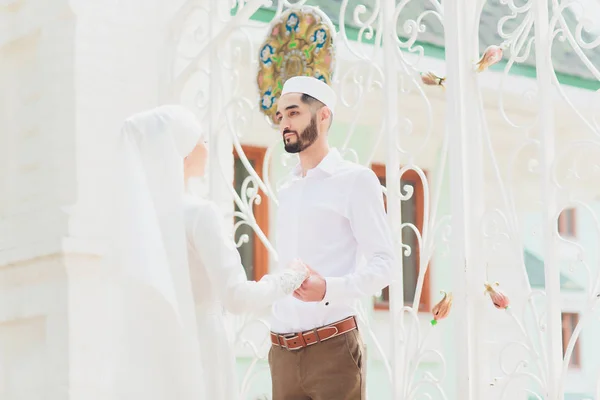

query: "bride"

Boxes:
[109, 104, 308, 399]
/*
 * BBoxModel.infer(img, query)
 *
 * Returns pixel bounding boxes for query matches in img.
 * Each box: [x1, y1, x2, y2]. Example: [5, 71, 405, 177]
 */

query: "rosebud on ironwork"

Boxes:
[475, 44, 504, 72]
[420, 71, 446, 88]
[484, 282, 510, 309]
[431, 291, 453, 326]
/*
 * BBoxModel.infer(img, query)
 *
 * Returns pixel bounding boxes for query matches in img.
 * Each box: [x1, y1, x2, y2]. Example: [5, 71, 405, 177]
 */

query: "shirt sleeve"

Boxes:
[321, 168, 396, 305]
[190, 201, 305, 314]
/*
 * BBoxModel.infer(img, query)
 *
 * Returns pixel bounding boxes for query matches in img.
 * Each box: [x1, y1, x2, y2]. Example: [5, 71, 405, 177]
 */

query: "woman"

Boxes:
[110, 105, 308, 399]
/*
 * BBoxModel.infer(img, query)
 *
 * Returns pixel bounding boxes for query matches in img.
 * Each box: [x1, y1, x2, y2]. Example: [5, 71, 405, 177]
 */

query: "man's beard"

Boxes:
[283, 115, 318, 154]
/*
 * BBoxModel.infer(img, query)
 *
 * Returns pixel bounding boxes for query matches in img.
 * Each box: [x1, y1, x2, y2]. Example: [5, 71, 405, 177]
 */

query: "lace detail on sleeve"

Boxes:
[262, 259, 309, 295]
[274, 267, 310, 295]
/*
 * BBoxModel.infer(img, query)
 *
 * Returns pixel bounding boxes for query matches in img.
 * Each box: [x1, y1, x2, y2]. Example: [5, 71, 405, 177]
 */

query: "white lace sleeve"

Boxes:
[266, 260, 310, 295]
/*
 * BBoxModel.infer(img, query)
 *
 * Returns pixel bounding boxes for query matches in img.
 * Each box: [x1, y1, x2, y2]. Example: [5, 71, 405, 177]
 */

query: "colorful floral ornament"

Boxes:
[431, 291, 453, 326]
[484, 282, 510, 309]
[420, 71, 446, 88]
[256, 6, 336, 124]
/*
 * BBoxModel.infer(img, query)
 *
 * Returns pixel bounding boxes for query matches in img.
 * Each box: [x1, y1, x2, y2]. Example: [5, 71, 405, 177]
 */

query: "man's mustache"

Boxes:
[283, 129, 298, 136]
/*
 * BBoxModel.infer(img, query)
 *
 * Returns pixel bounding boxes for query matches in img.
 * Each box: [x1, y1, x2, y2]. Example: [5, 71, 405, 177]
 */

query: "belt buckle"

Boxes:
[277, 334, 286, 347]
[313, 328, 321, 344]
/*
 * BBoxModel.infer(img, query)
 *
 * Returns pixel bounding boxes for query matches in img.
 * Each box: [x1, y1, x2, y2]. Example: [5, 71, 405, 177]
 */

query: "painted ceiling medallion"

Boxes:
[256, 6, 336, 124]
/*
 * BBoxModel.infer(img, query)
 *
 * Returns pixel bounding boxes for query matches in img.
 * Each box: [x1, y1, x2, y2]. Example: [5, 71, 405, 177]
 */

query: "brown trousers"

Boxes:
[268, 329, 366, 400]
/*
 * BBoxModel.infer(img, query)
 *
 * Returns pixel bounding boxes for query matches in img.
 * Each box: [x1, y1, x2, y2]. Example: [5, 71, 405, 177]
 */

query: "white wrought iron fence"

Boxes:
[168, 0, 600, 399]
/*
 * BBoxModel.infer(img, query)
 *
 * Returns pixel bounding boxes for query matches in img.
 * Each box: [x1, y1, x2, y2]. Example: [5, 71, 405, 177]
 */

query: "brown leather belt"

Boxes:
[270, 316, 357, 351]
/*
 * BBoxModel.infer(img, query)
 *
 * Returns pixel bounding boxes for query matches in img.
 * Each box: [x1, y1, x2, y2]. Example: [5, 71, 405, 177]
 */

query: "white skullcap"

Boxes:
[281, 76, 336, 114]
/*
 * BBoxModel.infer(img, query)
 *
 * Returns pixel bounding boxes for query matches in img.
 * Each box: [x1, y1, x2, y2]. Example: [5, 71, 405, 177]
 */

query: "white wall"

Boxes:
[0, 1, 179, 398]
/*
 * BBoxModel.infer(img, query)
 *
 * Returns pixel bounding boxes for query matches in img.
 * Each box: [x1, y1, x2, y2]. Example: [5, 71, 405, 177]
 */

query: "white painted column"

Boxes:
[382, 0, 404, 398]
[65, 2, 171, 399]
[65, 0, 165, 254]
[444, 0, 488, 398]
[533, 0, 562, 398]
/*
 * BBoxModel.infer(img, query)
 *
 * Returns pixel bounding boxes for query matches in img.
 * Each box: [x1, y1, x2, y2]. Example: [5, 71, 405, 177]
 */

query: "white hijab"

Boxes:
[106, 105, 206, 399]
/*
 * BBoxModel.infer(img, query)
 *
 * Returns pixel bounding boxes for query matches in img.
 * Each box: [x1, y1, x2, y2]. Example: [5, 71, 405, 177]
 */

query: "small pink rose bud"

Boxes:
[484, 282, 510, 309]
[431, 291, 453, 326]
[421, 71, 446, 88]
[475, 44, 504, 72]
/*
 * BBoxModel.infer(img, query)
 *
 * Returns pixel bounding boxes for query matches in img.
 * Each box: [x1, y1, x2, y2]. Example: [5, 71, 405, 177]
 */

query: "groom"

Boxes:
[268, 76, 396, 399]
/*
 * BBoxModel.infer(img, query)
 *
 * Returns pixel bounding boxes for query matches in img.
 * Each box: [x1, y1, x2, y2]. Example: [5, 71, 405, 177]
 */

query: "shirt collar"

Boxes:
[292, 148, 342, 178]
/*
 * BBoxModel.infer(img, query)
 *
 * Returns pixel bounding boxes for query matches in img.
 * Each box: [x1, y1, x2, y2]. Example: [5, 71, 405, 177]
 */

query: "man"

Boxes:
[268, 76, 396, 399]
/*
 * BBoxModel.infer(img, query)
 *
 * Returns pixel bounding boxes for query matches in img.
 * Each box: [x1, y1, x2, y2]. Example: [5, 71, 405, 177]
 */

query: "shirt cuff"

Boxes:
[321, 277, 346, 306]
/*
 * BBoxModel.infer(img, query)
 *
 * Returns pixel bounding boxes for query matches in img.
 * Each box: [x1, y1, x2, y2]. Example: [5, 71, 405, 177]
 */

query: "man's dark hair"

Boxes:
[300, 94, 333, 128]
[300, 93, 325, 109]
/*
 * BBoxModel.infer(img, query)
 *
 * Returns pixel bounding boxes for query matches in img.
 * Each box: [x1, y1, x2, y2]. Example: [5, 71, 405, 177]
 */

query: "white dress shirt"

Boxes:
[270, 148, 396, 334]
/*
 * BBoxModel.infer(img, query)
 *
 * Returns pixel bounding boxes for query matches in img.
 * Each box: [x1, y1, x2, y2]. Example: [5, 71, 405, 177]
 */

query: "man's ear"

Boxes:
[320, 107, 332, 124]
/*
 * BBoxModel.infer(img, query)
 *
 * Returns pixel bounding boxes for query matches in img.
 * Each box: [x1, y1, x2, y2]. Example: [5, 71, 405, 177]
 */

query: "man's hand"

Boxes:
[293, 265, 326, 302]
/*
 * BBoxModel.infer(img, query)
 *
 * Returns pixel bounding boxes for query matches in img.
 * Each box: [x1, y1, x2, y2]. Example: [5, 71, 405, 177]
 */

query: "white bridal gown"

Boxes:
[183, 193, 307, 399]
[109, 104, 306, 399]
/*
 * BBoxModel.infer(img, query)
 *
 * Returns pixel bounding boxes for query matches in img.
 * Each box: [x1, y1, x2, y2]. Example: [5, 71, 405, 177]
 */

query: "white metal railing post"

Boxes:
[207, 1, 234, 211]
[444, 0, 487, 398]
[382, 0, 404, 398]
[533, 0, 562, 398]
[208, 1, 221, 204]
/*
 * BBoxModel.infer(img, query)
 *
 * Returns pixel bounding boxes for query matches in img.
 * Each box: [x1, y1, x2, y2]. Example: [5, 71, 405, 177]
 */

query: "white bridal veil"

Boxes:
[105, 105, 206, 399]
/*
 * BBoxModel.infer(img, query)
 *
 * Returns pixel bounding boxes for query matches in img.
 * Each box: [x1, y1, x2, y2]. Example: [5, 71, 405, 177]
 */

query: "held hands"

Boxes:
[276, 259, 311, 296]
[293, 263, 326, 302]
[281, 259, 326, 302]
